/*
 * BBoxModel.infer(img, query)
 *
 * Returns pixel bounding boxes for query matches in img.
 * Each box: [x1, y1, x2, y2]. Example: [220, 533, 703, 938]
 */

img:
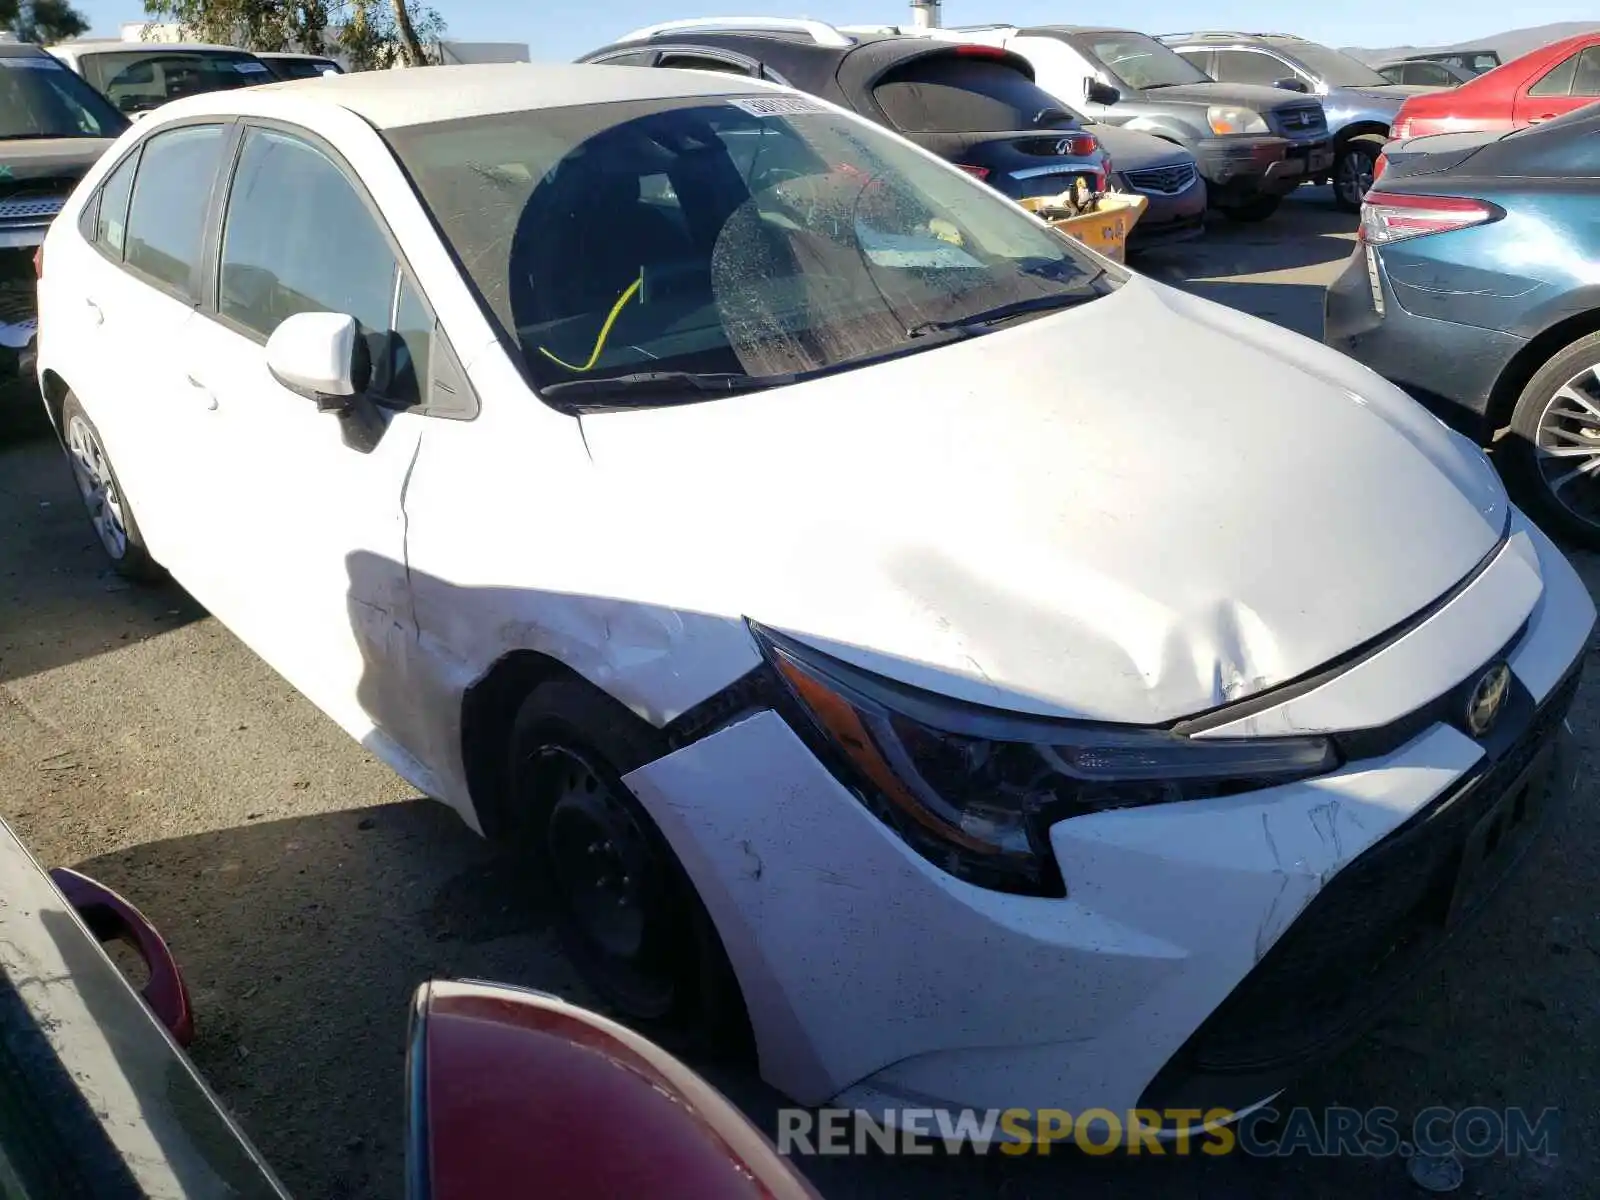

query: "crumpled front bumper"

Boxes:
[621, 510, 1593, 1116]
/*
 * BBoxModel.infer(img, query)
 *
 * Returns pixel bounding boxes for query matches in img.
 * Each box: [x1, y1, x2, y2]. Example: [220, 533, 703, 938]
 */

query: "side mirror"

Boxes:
[1274, 77, 1310, 93]
[1085, 79, 1121, 106]
[265, 311, 368, 410]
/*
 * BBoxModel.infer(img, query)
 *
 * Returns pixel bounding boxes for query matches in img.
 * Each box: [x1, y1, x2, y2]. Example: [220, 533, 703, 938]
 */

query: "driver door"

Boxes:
[177, 123, 427, 746]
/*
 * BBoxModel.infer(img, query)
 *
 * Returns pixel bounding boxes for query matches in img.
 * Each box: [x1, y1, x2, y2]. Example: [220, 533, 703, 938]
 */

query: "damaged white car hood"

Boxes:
[579, 277, 1510, 725]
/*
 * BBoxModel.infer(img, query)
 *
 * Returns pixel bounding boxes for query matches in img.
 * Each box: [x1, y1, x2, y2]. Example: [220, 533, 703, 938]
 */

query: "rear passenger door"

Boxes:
[1513, 45, 1600, 127]
[61, 121, 232, 565]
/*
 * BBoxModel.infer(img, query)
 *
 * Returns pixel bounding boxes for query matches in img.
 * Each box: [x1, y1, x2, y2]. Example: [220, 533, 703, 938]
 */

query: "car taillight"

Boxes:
[1372, 152, 1389, 182]
[1359, 191, 1501, 245]
[953, 44, 1008, 59]
[1392, 117, 1413, 140]
[1059, 133, 1099, 157]
[32, 244, 42, 279]
[954, 163, 991, 180]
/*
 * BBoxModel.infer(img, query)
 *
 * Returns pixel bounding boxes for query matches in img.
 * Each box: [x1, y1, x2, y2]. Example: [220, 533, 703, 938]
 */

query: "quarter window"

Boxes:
[1572, 47, 1600, 97]
[218, 126, 430, 402]
[92, 150, 139, 259]
[1528, 53, 1578, 97]
[123, 123, 226, 297]
[655, 54, 754, 75]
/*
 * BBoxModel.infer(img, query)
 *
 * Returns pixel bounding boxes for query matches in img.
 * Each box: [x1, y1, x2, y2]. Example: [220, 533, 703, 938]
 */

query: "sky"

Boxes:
[70, 0, 1600, 64]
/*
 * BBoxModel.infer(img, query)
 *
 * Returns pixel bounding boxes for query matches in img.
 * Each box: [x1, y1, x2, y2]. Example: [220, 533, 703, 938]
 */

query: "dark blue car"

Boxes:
[1325, 104, 1600, 548]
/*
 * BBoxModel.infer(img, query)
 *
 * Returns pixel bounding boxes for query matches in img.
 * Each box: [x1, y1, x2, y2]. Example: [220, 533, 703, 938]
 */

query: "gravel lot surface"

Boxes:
[2, 189, 1596, 1199]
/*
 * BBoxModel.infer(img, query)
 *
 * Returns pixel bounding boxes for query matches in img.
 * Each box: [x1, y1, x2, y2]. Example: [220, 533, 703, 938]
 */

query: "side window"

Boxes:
[123, 124, 226, 297]
[587, 50, 655, 67]
[1572, 47, 1600, 97]
[220, 127, 395, 342]
[656, 53, 755, 75]
[219, 126, 429, 403]
[1528, 53, 1578, 97]
[1176, 49, 1211, 74]
[1210, 50, 1291, 88]
[84, 149, 138, 259]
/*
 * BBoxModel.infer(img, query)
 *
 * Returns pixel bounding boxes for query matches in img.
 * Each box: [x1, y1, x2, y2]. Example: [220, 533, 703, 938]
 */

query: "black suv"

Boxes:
[578, 20, 1115, 205]
[0, 42, 127, 428]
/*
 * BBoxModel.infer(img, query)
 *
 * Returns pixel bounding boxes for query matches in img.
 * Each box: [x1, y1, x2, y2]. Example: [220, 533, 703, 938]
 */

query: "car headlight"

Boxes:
[1207, 105, 1270, 136]
[751, 622, 1341, 898]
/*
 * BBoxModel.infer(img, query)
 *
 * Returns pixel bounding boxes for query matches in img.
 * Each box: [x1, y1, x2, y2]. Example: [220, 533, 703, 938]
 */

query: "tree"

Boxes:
[140, 0, 445, 67]
[3, 0, 90, 43]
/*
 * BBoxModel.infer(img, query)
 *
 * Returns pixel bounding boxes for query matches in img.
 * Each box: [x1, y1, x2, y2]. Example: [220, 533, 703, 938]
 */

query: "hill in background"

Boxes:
[1342, 21, 1599, 66]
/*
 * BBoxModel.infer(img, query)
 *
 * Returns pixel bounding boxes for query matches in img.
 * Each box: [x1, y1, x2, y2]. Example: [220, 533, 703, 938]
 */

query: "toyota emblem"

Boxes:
[1464, 662, 1512, 739]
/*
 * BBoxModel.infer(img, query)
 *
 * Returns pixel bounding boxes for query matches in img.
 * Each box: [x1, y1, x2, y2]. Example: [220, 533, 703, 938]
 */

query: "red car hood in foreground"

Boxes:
[409, 980, 822, 1200]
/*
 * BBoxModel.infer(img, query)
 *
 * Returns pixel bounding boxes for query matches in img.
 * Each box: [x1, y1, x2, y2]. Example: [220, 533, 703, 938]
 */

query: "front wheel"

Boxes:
[1333, 135, 1386, 212]
[507, 679, 751, 1056]
[60, 392, 163, 581]
[1216, 194, 1282, 222]
[1504, 332, 1600, 549]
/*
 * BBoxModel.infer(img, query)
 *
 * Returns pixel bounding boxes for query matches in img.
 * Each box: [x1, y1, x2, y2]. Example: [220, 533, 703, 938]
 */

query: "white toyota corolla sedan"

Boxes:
[35, 63, 1594, 1125]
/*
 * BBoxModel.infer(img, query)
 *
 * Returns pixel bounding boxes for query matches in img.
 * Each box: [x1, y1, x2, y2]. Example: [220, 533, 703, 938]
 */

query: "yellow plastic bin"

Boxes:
[1018, 192, 1149, 265]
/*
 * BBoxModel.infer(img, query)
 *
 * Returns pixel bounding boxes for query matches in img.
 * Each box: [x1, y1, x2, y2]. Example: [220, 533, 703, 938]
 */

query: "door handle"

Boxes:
[85, 297, 103, 326]
[185, 373, 218, 411]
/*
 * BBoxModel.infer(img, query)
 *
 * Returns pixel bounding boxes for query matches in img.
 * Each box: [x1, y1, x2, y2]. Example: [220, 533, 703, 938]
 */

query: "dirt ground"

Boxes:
[2, 188, 1597, 1199]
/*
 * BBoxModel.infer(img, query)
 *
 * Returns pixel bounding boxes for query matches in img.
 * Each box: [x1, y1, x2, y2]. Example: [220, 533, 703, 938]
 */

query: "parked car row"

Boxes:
[28, 51, 1595, 1169]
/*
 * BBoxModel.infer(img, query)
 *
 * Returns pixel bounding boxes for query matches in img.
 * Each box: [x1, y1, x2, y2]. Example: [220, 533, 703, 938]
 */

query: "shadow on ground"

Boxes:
[0, 431, 205, 685]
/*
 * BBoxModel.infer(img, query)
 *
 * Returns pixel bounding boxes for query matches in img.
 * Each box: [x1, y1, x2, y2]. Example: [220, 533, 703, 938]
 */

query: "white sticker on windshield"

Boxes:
[725, 94, 827, 118]
[0, 56, 63, 70]
[235, 61, 270, 73]
[856, 226, 985, 270]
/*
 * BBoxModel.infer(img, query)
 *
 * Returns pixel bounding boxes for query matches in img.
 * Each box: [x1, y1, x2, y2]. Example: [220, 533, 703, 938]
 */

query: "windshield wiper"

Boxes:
[541, 370, 780, 402]
[905, 290, 1101, 338]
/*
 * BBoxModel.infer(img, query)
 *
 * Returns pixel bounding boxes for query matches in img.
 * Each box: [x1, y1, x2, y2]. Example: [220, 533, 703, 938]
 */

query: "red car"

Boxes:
[1392, 32, 1600, 139]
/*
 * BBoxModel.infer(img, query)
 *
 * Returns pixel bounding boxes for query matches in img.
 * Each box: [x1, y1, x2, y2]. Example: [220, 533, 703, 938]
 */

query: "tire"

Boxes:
[1216, 194, 1282, 222]
[1333, 134, 1386, 213]
[59, 392, 163, 582]
[506, 678, 751, 1057]
[1503, 331, 1600, 550]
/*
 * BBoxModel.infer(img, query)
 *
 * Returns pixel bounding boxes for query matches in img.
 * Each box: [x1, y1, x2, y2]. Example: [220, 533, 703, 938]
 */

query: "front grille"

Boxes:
[1142, 659, 1582, 1108]
[1273, 104, 1328, 138]
[1124, 162, 1198, 195]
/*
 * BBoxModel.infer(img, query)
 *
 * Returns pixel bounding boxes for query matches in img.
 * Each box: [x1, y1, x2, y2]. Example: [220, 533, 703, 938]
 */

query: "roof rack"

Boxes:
[616, 17, 855, 47]
[1158, 31, 1307, 42]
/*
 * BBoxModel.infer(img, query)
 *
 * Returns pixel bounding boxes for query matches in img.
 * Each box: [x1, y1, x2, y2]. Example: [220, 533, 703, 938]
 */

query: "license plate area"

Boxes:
[1445, 740, 1556, 927]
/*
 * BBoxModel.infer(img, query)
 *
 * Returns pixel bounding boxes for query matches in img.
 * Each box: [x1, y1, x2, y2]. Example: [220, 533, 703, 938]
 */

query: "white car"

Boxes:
[34, 63, 1593, 1126]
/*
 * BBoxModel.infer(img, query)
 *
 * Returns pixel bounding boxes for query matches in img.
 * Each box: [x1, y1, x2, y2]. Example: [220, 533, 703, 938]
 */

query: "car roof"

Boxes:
[150, 62, 784, 130]
[256, 51, 336, 60]
[0, 41, 53, 56]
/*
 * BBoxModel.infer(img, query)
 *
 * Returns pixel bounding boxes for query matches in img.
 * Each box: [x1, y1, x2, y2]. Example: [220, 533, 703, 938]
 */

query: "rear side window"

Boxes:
[93, 150, 139, 258]
[123, 124, 227, 297]
[657, 53, 754, 75]
[873, 56, 1074, 133]
[1573, 47, 1600, 97]
[1529, 53, 1579, 97]
[1210, 49, 1291, 88]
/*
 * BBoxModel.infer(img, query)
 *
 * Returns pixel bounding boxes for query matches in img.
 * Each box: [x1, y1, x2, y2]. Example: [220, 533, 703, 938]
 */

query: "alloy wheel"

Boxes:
[1336, 148, 1375, 209]
[1535, 365, 1600, 532]
[65, 414, 129, 561]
